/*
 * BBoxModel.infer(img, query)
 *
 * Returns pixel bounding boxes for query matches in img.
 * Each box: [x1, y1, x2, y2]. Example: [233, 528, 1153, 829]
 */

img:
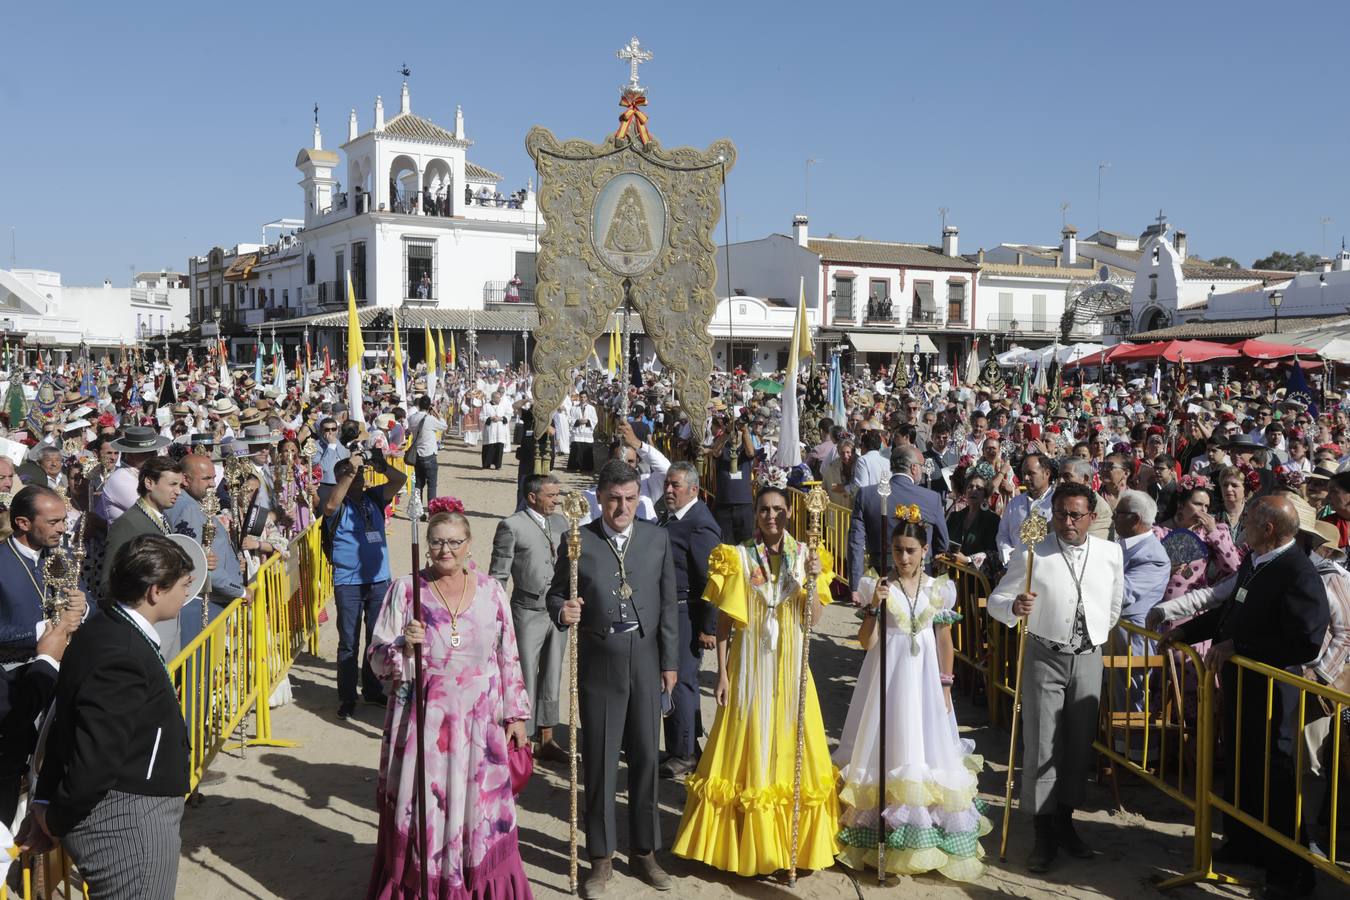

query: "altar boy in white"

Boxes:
[988, 481, 1123, 874]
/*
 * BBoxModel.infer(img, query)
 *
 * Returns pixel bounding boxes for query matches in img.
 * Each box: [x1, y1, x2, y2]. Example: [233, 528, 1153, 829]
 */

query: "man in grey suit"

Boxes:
[548, 460, 678, 898]
[490, 472, 568, 763]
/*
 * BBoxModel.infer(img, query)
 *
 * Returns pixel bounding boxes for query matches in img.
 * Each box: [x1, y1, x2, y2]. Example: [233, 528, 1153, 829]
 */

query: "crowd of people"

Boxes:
[0, 347, 1347, 899]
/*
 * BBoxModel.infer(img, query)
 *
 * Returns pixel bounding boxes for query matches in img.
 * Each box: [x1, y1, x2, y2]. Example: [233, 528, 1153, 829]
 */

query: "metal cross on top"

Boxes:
[616, 36, 653, 93]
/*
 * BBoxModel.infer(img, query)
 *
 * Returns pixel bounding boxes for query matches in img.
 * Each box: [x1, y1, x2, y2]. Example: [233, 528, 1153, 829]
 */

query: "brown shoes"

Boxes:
[630, 852, 672, 891]
[579, 857, 613, 899]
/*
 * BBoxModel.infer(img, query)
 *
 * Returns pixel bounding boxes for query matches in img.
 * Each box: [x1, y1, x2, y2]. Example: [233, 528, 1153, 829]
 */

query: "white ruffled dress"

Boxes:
[832, 573, 989, 881]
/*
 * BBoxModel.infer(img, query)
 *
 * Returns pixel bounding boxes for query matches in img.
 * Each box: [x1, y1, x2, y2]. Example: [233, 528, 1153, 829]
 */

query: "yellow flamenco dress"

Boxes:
[671, 535, 840, 876]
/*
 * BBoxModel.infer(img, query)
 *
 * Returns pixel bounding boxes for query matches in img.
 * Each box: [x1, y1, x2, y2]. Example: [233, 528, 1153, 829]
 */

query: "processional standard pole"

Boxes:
[999, 511, 1049, 862]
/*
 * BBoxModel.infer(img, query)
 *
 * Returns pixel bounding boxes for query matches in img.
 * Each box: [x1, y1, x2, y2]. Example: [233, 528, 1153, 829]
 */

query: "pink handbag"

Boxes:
[508, 743, 533, 795]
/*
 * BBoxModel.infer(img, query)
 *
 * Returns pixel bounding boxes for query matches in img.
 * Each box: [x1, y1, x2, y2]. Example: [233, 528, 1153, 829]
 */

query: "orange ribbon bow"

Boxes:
[615, 92, 651, 146]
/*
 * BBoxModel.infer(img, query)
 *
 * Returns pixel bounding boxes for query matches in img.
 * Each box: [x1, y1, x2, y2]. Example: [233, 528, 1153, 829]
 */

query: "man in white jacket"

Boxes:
[988, 480, 1124, 874]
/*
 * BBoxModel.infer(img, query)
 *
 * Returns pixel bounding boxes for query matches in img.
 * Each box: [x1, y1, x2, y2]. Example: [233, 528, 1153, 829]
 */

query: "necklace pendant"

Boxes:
[911, 639, 922, 657]
[449, 632, 462, 649]
[618, 582, 633, 600]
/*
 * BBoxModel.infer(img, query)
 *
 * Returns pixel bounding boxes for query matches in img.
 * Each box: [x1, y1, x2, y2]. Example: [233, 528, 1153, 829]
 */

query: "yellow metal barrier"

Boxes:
[15, 518, 336, 897]
[935, 558, 994, 705]
[785, 485, 850, 581]
[1163, 652, 1349, 891]
[169, 596, 257, 792]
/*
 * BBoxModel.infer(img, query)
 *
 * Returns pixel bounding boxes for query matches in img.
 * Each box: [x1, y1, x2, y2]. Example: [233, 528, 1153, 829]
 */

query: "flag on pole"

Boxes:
[273, 332, 287, 397]
[437, 329, 447, 370]
[391, 308, 407, 406]
[346, 271, 364, 419]
[964, 336, 980, 387]
[829, 353, 846, 426]
[157, 362, 177, 408]
[1285, 358, 1319, 419]
[775, 277, 814, 467]
[424, 322, 437, 402]
[448, 332, 457, 370]
[253, 331, 264, 387]
[607, 330, 618, 377]
[323, 346, 331, 380]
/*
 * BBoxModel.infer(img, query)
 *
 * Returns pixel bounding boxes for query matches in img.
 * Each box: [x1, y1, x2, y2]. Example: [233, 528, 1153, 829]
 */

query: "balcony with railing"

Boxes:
[301, 281, 342, 307]
[483, 280, 535, 306]
[985, 313, 1053, 333]
[863, 297, 898, 324]
[909, 307, 941, 327]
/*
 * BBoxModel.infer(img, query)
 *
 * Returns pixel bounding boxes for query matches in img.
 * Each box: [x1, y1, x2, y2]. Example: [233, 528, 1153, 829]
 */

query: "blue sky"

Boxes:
[2, 1, 1346, 285]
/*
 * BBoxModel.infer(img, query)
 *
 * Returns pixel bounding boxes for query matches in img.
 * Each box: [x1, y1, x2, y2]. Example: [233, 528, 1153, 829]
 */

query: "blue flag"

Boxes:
[1284, 361, 1319, 420]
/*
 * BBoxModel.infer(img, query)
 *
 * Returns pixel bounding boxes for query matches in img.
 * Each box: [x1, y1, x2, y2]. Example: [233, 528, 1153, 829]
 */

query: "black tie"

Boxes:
[658, 511, 671, 527]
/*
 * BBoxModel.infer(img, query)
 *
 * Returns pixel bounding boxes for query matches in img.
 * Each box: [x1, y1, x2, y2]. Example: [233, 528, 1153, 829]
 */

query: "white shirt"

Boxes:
[670, 497, 698, 521]
[851, 450, 888, 491]
[524, 506, 551, 538]
[601, 520, 635, 550]
[117, 603, 162, 647]
[996, 489, 1057, 564]
[1252, 539, 1296, 569]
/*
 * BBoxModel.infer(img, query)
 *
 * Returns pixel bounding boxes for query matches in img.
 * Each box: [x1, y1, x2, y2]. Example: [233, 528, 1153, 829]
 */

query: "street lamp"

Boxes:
[1269, 289, 1284, 333]
[1009, 318, 1019, 349]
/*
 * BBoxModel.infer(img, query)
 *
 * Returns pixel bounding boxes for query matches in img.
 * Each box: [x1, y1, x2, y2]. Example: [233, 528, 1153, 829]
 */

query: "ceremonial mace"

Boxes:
[789, 484, 829, 886]
[998, 511, 1049, 862]
[875, 479, 892, 883]
[200, 488, 220, 630]
[406, 472, 431, 900]
[561, 491, 589, 895]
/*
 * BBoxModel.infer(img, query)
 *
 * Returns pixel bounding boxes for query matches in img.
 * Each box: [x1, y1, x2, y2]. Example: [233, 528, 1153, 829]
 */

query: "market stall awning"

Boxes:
[1229, 338, 1317, 360]
[1109, 339, 1240, 364]
[846, 332, 938, 355]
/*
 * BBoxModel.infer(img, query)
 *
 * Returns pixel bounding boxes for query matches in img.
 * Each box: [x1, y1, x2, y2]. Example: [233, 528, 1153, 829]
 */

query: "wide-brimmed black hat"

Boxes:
[107, 426, 171, 453]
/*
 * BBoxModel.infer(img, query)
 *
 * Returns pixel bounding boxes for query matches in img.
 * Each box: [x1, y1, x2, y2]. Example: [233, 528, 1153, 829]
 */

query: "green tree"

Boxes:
[1252, 250, 1320, 271]
[1208, 255, 1241, 269]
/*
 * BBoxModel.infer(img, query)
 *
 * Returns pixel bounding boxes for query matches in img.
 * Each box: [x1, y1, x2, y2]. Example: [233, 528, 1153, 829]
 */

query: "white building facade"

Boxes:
[189, 81, 540, 363]
[0, 267, 189, 358]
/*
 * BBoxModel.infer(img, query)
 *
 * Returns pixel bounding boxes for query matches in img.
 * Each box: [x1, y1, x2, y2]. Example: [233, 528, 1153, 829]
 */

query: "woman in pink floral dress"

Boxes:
[367, 503, 533, 899]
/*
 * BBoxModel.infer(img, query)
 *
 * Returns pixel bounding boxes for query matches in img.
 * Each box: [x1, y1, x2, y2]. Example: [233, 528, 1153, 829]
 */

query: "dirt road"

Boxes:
[176, 443, 1280, 898]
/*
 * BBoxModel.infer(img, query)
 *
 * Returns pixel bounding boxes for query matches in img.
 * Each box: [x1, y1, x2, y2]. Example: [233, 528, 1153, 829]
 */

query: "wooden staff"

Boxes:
[561, 491, 589, 895]
[875, 480, 892, 883]
[999, 511, 1049, 862]
[789, 484, 829, 886]
[407, 477, 430, 900]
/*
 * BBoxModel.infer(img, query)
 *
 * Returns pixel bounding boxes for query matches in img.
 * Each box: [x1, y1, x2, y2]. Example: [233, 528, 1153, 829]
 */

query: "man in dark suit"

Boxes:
[100, 456, 184, 656]
[548, 460, 678, 898]
[657, 461, 721, 779]
[1168, 495, 1330, 899]
[490, 472, 568, 761]
[0, 486, 86, 665]
[846, 445, 949, 596]
[24, 534, 193, 900]
[0, 618, 77, 824]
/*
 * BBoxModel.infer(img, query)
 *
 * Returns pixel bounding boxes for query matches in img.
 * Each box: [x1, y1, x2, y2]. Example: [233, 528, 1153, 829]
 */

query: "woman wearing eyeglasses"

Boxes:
[367, 500, 534, 900]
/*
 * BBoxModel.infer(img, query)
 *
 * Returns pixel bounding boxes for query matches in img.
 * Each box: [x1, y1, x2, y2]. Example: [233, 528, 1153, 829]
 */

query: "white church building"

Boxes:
[189, 80, 542, 365]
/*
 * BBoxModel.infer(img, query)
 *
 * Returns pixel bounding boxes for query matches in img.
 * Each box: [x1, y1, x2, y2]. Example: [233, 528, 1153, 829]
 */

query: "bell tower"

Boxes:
[295, 104, 340, 228]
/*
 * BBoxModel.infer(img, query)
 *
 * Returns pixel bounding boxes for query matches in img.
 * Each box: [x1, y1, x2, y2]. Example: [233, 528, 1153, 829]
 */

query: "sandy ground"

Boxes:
[175, 442, 1315, 899]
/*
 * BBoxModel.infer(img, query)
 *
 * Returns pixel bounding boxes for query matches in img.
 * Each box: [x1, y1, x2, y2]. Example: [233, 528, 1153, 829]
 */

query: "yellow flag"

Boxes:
[607, 329, 617, 376]
[787, 275, 813, 372]
[390, 307, 406, 403]
[345, 272, 364, 416]
[449, 332, 457, 369]
[424, 323, 436, 381]
[437, 329, 447, 370]
[345, 273, 364, 368]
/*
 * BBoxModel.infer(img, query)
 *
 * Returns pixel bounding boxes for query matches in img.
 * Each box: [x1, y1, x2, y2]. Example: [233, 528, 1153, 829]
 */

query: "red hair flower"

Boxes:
[427, 496, 465, 516]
